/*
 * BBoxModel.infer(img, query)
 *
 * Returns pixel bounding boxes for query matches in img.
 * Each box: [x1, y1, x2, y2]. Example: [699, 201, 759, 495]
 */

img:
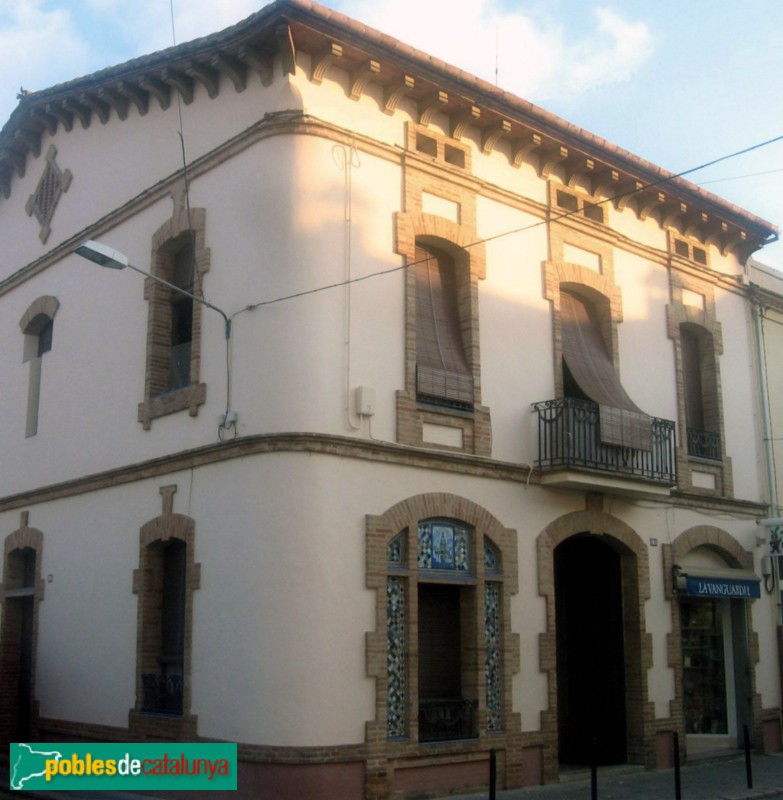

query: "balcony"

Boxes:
[418, 698, 478, 743]
[686, 427, 721, 461]
[141, 672, 183, 715]
[533, 398, 677, 493]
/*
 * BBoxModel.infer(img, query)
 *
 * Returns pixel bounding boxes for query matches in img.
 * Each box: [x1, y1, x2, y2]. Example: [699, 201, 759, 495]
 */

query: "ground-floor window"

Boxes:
[386, 518, 504, 742]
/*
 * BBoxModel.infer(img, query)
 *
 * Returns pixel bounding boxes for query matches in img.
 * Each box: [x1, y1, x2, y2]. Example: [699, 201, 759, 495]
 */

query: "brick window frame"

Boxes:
[0, 514, 44, 746]
[365, 494, 520, 792]
[137, 206, 210, 430]
[129, 486, 200, 739]
[666, 273, 732, 496]
[543, 255, 623, 401]
[19, 295, 59, 438]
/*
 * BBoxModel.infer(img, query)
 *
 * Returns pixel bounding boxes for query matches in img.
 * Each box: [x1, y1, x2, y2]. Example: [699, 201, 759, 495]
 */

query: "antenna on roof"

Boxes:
[495, 25, 499, 86]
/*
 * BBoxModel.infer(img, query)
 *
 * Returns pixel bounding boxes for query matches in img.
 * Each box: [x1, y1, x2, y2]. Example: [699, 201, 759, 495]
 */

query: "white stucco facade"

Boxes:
[0, 3, 780, 799]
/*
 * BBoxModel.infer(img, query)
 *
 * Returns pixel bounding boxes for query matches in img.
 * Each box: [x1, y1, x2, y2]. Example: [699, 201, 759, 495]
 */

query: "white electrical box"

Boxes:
[355, 386, 375, 416]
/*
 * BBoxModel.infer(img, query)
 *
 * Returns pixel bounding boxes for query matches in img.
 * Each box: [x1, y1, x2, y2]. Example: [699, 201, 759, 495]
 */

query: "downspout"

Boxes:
[751, 293, 780, 519]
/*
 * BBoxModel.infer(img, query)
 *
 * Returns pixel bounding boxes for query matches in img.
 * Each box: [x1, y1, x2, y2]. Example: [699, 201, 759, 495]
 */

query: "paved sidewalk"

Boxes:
[2, 753, 782, 800]
[437, 754, 783, 800]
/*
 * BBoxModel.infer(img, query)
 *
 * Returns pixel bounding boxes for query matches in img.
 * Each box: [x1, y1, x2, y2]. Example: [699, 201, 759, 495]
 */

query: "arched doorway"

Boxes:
[1, 545, 38, 743]
[555, 534, 628, 766]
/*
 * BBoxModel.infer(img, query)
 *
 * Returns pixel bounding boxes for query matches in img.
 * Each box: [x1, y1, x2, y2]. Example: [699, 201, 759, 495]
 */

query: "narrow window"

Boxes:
[141, 539, 186, 715]
[139, 207, 209, 429]
[168, 243, 194, 392]
[23, 314, 54, 438]
[681, 324, 721, 460]
[415, 244, 473, 409]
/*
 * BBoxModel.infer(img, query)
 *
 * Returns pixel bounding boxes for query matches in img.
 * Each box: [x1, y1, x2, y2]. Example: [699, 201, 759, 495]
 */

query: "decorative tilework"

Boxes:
[485, 538, 500, 575]
[387, 533, 404, 566]
[418, 521, 470, 572]
[485, 582, 502, 731]
[387, 577, 407, 738]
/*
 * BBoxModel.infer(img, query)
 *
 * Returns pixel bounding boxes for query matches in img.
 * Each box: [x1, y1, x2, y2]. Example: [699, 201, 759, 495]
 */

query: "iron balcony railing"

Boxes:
[141, 672, 183, 715]
[419, 699, 478, 742]
[686, 427, 722, 461]
[533, 398, 677, 484]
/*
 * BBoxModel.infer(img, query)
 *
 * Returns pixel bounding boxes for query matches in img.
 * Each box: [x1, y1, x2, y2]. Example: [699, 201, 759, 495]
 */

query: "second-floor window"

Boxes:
[680, 323, 721, 461]
[560, 288, 651, 451]
[168, 242, 195, 392]
[415, 243, 473, 409]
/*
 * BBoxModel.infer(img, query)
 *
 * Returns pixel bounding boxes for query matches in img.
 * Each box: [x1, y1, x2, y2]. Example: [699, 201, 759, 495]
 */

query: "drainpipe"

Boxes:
[751, 293, 780, 521]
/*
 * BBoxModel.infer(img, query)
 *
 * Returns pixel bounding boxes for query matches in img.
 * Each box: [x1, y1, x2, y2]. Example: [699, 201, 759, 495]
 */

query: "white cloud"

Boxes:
[337, 0, 655, 103]
[82, 0, 260, 54]
[0, 1, 91, 125]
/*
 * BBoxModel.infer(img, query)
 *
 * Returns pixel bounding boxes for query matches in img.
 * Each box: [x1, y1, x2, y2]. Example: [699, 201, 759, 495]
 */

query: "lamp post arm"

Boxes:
[125, 262, 232, 339]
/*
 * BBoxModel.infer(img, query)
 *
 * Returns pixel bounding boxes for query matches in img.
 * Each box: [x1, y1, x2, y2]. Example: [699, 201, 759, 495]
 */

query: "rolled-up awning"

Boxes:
[560, 290, 652, 450]
[676, 566, 761, 600]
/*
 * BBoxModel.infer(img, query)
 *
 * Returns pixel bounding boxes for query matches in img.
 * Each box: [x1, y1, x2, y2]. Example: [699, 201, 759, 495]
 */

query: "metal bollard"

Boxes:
[743, 724, 753, 789]
[489, 748, 496, 800]
[591, 737, 598, 800]
[673, 731, 681, 800]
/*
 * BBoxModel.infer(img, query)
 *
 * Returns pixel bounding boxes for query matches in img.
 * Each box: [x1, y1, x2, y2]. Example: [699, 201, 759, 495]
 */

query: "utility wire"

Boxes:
[234, 131, 783, 315]
[699, 166, 783, 185]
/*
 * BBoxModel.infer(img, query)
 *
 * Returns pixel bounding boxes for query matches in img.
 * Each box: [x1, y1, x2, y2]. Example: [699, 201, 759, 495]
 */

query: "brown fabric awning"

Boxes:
[560, 290, 651, 450]
[415, 245, 473, 405]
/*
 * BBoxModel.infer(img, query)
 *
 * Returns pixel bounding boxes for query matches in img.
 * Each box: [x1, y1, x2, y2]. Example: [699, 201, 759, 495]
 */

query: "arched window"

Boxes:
[415, 244, 473, 409]
[0, 521, 44, 745]
[386, 519, 504, 741]
[138, 206, 209, 429]
[680, 323, 721, 460]
[19, 296, 59, 438]
[130, 486, 200, 739]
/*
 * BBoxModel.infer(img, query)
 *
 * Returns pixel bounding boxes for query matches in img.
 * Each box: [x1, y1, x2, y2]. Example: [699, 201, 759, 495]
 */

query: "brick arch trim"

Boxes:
[539, 508, 647, 564]
[536, 506, 654, 775]
[0, 519, 45, 745]
[129, 490, 201, 739]
[670, 524, 750, 568]
[364, 492, 520, 767]
[396, 212, 486, 280]
[19, 296, 59, 334]
[369, 492, 515, 575]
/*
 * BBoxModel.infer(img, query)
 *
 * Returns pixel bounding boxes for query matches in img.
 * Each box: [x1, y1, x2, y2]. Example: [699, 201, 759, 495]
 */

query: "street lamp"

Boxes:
[75, 240, 231, 339]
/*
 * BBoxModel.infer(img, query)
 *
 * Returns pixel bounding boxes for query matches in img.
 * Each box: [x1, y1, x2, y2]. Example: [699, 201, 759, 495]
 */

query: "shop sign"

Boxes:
[685, 575, 760, 599]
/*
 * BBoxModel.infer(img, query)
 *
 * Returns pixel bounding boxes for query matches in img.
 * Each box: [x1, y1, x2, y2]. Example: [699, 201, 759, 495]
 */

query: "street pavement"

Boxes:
[437, 753, 783, 800]
[1, 752, 782, 800]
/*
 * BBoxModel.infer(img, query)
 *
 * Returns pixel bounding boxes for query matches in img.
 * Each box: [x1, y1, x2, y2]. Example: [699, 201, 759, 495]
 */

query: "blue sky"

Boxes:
[2, 0, 781, 268]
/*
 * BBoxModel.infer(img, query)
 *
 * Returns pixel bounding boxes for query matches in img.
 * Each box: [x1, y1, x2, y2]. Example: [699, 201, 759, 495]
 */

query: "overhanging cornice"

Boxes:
[0, 0, 777, 257]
